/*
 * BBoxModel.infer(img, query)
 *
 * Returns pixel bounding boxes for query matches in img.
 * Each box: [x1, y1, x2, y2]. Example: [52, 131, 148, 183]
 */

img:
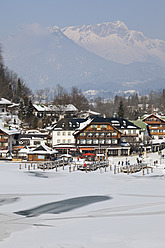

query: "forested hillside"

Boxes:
[0, 45, 31, 103]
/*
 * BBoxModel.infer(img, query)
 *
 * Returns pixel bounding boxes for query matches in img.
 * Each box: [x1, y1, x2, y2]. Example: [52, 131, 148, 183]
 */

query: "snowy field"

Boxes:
[0, 151, 165, 248]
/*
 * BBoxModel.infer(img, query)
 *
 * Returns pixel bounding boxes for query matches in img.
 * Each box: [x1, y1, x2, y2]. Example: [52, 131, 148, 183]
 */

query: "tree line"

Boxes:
[35, 85, 165, 120]
[91, 90, 165, 119]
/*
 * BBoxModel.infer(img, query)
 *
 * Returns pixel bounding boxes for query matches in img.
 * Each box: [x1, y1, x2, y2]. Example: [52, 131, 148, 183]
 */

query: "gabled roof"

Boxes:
[52, 118, 89, 131]
[131, 120, 147, 130]
[142, 114, 165, 123]
[33, 104, 49, 112]
[0, 124, 20, 136]
[74, 117, 122, 136]
[79, 110, 101, 116]
[74, 118, 93, 135]
[33, 104, 78, 113]
[63, 104, 78, 112]
[107, 117, 141, 130]
[0, 98, 12, 105]
[28, 144, 58, 154]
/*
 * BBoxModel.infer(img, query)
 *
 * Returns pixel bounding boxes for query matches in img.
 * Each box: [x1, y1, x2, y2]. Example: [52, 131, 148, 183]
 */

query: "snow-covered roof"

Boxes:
[74, 118, 93, 135]
[142, 114, 165, 122]
[127, 125, 136, 129]
[63, 104, 78, 112]
[0, 124, 20, 135]
[0, 98, 12, 105]
[18, 148, 30, 154]
[8, 103, 19, 108]
[33, 104, 48, 112]
[28, 144, 58, 154]
[33, 104, 78, 113]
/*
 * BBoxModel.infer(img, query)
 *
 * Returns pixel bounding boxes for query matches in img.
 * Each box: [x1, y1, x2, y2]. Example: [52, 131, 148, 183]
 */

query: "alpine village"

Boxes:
[0, 46, 165, 164]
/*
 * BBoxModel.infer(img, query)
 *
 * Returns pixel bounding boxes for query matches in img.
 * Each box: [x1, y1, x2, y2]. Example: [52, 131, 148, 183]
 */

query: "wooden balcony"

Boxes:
[0, 138, 8, 143]
[121, 134, 138, 137]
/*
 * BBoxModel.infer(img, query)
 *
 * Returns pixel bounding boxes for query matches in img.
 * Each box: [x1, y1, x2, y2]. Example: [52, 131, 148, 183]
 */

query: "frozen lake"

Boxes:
[0, 151, 165, 248]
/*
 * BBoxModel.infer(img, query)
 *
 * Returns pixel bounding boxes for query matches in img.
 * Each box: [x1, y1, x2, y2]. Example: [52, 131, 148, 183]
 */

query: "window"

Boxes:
[108, 150, 118, 156]
[105, 139, 111, 144]
[99, 139, 104, 144]
[87, 139, 92, 144]
[112, 132, 117, 136]
[93, 139, 98, 144]
[112, 139, 118, 144]
[68, 132, 71, 136]
[57, 139, 60, 144]
[80, 132, 86, 136]
[57, 132, 60, 136]
[106, 132, 111, 137]
[62, 132, 66, 136]
[100, 124, 107, 129]
[91, 125, 97, 129]
[133, 130, 136, 134]
[62, 139, 66, 143]
[80, 139, 86, 144]
[34, 141, 40, 145]
[68, 139, 71, 144]
[121, 149, 128, 156]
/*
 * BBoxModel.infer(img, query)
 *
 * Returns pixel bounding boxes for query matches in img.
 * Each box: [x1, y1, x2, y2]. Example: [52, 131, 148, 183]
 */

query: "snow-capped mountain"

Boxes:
[1, 22, 165, 94]
[62, 21, 165, 65]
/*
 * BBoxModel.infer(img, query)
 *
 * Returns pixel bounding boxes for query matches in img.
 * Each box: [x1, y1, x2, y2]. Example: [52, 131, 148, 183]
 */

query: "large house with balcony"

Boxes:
[74, 117, 131, 156]
[142, 114, 165, 140]
[52, 117, 142, 156]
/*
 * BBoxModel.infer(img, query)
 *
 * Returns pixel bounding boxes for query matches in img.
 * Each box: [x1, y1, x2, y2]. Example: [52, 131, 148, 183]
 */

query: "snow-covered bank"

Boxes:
[0, 151, 165, 247]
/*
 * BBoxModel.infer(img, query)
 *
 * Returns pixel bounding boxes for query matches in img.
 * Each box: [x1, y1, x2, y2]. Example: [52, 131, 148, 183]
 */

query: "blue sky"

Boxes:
[1, 0, 165, 40]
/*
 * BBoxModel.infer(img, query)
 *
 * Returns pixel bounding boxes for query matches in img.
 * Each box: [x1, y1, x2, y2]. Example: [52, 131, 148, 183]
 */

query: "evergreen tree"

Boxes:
[18, 100, 26, 121]
[26, 99, 34, 119]
[32, 116, 38, 129]
[117, 100, 124, 118]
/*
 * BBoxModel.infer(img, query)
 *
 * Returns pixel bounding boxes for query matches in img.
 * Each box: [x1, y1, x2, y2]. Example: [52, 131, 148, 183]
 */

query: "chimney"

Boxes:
[151, 105, 153, 114]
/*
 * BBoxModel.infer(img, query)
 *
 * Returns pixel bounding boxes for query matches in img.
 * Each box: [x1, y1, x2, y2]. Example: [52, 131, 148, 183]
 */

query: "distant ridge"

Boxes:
[1, 21, 165, 94]
[62, 21, 165, 66]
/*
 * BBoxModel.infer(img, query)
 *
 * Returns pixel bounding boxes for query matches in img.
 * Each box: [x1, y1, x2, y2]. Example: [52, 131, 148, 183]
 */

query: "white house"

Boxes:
[52, 118, 88, 153]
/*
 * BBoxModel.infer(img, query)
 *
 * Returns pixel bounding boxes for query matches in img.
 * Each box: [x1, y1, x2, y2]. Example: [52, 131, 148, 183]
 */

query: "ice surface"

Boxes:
[0, 150, 165, 247]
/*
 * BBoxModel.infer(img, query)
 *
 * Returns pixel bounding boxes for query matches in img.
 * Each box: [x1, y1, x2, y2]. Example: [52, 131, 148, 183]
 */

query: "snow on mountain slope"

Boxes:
[62, 21, 165, 65]
[2, 23, 165, 93]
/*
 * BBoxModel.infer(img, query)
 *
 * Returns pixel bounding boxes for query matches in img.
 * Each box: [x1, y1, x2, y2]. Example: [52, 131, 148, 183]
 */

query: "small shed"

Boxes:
[28, 144, 58, 161]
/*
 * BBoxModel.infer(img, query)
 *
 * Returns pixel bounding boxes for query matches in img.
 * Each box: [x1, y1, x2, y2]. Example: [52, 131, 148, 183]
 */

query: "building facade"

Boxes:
[142, 114, 165, 140]
[74, 117, 130, 156]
